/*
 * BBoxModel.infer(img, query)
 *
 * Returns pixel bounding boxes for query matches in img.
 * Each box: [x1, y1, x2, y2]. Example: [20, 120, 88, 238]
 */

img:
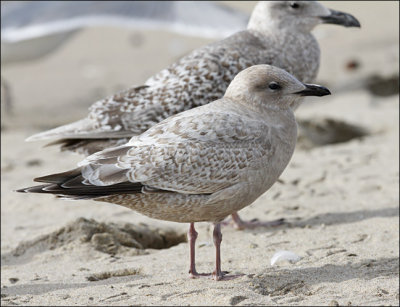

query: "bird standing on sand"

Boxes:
[26, 1, 360, 229]
[18, 65, 331, 280]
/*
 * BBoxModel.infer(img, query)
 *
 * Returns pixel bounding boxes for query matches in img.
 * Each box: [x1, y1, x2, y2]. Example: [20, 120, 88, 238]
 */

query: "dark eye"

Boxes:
[290, 2, 300, 9]
[268, 82, 281, 90]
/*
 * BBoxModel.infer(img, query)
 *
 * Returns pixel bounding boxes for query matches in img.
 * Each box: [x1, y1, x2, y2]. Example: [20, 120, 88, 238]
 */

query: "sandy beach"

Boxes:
[1, 1, 399, 306]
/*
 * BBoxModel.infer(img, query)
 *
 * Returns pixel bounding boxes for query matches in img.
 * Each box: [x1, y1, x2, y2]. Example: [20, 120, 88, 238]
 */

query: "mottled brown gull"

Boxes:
[26, 1, 358, 150]
[18, 65, 331, 280]
[25, 1, 359, 229]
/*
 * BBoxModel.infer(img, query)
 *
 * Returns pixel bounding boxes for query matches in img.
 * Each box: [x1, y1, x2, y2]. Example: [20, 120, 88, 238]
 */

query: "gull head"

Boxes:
[225, 64, 330, 110]
[248, 1, 360, 33]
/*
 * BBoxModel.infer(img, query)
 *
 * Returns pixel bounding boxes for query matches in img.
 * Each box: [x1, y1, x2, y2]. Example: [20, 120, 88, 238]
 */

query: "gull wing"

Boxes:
[80, 101, 272, 195]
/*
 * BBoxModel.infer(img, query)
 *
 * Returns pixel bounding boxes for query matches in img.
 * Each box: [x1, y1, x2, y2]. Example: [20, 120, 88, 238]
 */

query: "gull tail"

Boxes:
[16, 168, 143, 200]
[26, 84, 152, 143]
[26, 118, 134, 142]
[26, 119, 97, 142]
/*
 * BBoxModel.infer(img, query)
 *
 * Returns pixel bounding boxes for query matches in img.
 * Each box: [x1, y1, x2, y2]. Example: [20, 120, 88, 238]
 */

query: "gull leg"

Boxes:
[187, 223, 210, 278]
[188, 222, 244, 281]
[212, 223, 224, 281]
[229, 211, 285, 230]
[188, 222, 200, 278]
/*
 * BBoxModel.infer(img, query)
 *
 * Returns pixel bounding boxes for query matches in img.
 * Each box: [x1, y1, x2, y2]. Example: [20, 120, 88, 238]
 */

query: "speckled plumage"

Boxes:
[24, 1, 361, 155]
[20, 65, 331, 221]
[19, 65, 331, 279]
[85, 101, 288, 223]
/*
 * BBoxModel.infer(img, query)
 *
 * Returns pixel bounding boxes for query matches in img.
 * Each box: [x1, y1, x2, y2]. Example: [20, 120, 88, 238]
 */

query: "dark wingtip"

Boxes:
[15, 185, 48, 193]
[34, 168, 82, 183]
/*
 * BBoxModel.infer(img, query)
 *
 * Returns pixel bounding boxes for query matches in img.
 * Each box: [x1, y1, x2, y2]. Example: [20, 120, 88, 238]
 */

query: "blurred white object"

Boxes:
[1, 1, 249, 64]
[270, 250, 302, 266]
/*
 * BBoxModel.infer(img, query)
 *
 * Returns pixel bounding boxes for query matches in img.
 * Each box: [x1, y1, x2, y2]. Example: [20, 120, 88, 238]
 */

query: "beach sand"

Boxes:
[1, 2, 399, 306]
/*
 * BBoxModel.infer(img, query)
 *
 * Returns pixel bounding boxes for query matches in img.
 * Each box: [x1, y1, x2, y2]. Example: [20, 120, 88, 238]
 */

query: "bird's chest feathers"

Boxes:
[257, 121, 297, 186]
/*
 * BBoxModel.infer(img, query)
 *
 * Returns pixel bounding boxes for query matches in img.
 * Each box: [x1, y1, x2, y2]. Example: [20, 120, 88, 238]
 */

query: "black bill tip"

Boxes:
[295, 84, 331, 97]
[320, 9, 361, 28]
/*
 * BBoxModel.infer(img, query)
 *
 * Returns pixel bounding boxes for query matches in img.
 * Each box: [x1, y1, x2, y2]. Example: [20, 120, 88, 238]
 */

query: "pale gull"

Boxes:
[18, 65, 331, 280]
[26, 1, 359, 229]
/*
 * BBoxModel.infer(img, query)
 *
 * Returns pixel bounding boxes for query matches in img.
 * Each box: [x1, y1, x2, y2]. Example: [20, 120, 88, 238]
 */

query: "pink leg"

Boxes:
[212, 223, 224, 281]
[187, 223, 210, 278]
[188, 223, 199, 278]
[187, 222, 244, 281]
[229, 211, 285, 230]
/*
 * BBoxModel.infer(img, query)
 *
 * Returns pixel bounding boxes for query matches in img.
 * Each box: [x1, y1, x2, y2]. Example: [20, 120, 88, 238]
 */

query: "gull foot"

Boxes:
[212, 270, 244, 281]
[189, 270, 211, 279]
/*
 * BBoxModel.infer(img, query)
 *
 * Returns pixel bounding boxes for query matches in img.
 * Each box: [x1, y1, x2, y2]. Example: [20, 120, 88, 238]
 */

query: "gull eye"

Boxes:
[268, 82, 281, 90]
[290, 2, 300, 9]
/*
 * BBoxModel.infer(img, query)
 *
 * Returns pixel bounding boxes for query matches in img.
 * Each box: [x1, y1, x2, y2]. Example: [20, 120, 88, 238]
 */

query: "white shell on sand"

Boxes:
[270, 250, 302, 266]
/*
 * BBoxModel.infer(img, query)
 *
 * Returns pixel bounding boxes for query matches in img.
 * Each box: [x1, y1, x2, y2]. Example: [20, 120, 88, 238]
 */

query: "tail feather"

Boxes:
[17, 167, 144, 199]
[26, 84, 151, 143]
[16, 184, 54, 193]
[26, 119, 134, 142]
[34, 168, 82, 184]
[26, 119, 95, 142]
[44, 138, 131, 156]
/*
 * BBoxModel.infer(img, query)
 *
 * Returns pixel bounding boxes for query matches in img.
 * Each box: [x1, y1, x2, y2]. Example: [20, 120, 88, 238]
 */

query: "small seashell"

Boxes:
[270, 250, 301, 266]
